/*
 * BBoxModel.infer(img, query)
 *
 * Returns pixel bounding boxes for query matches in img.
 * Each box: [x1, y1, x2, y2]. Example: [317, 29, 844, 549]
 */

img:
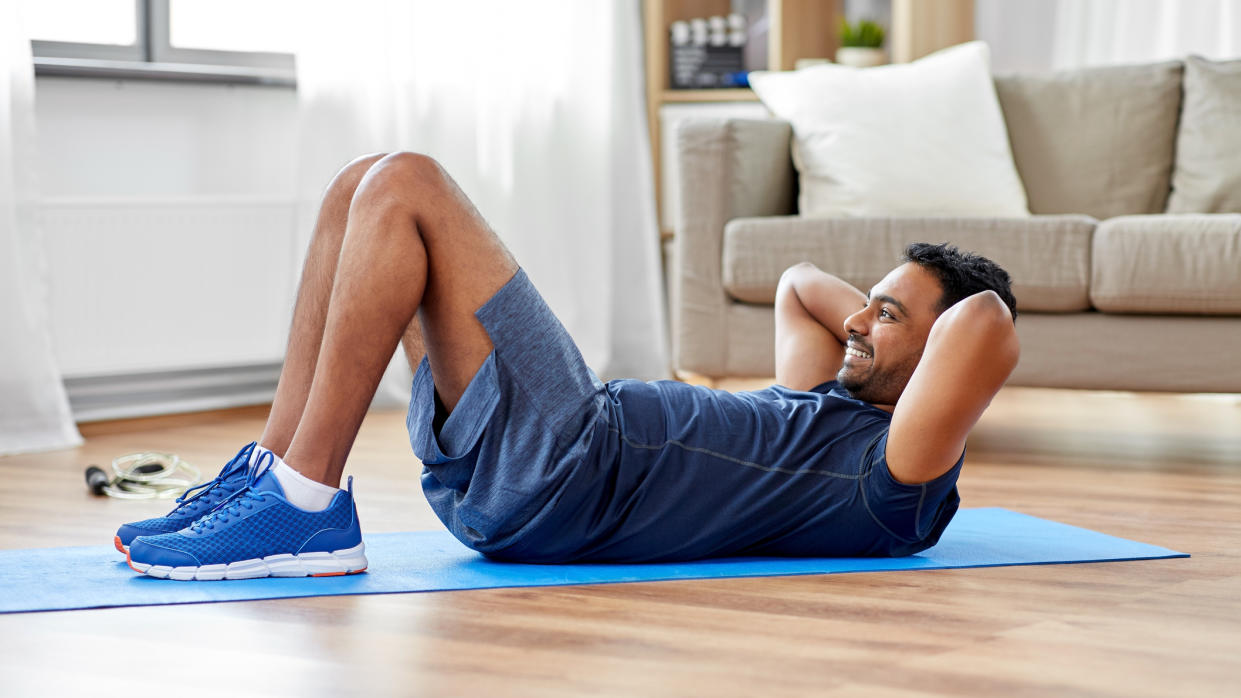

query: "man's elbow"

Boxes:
[953, 290, 1016, 325]
[937, 292, 1021, 365]
[778, 261, 819, 285]
[776, 262, 819, 299]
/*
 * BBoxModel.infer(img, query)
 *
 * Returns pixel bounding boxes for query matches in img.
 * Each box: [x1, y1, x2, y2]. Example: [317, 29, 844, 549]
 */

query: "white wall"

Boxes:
[34, 76, 302, 418]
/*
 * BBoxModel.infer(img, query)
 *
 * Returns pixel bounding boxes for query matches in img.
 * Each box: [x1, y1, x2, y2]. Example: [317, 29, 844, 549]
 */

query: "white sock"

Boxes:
[248, 443, 275, 468]
[269, 455, 342, 512]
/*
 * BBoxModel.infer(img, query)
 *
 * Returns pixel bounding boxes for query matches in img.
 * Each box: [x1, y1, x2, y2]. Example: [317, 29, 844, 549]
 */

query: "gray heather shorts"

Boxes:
[406, 268, 609, 555]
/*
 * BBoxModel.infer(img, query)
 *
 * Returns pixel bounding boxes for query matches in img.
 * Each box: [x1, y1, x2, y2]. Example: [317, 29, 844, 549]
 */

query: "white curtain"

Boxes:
[978, 0, 1241, 73]
[1052, 0, 1241, 68]
[0, 4, 80, 455]
[294, 0, 669, 403]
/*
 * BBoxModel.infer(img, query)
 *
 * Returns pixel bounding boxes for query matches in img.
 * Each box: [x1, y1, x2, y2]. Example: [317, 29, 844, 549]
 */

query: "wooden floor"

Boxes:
[1, 385, 1239, 697]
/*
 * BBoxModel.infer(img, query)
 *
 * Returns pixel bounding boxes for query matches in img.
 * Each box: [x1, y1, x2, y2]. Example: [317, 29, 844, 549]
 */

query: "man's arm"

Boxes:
[886, 291, 1020, 484]
[774, 263, 866, 390]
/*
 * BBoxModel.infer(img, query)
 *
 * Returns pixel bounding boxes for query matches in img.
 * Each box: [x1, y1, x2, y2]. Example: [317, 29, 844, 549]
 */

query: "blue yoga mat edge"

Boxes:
[0, 508, 1189, 615]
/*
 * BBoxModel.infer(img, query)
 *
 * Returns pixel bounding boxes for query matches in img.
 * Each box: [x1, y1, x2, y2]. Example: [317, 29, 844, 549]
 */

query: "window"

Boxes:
[168, 0, 298, 55]
[25, 0, 143, 61]
[25, 0, 295, 85]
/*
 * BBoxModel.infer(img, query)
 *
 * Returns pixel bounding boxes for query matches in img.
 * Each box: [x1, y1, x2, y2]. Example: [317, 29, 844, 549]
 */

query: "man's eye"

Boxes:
[880, 308, 894, 319]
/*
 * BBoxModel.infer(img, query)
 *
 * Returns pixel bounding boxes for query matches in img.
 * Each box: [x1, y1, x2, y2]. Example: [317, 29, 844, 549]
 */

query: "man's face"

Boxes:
[837, 263, 944, 408]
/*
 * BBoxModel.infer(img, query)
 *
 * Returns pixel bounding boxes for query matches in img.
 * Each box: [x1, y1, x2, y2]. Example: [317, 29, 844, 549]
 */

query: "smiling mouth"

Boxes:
[845, 345, 872, 360]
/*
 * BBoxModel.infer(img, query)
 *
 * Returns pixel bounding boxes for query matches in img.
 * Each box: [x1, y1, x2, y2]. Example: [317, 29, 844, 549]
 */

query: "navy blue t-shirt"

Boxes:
[521, 379, 964, 562]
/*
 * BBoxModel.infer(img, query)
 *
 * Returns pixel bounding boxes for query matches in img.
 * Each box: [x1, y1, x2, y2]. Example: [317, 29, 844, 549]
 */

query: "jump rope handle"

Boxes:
[85, 466, 109, 496]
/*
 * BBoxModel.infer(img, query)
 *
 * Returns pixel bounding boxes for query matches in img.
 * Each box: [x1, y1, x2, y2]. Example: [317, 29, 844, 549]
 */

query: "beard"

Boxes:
[838, 366, 904, 405]
[837, 351, 921, 406]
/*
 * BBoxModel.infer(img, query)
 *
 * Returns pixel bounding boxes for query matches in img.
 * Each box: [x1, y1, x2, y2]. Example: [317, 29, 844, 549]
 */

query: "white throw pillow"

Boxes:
[749, 41, 1029, 218]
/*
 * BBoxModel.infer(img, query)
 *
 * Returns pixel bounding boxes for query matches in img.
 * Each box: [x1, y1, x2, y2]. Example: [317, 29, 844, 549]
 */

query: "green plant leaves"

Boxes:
[839, 18, 885, 48]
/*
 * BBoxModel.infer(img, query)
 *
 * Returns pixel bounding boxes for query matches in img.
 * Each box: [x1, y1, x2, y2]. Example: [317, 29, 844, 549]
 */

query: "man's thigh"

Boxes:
[417, 195, 519, 411]
[357, 152, 519, 411]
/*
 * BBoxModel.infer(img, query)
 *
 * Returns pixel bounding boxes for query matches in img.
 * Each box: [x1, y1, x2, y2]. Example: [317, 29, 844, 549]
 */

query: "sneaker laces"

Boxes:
[170, 442, 256, 516]
[189, 450, 275, 533]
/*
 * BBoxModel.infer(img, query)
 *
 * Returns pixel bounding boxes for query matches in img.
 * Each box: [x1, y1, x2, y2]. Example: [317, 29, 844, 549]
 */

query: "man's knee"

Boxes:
[325, 152, 388, 204]
[351, 151, 452, 210]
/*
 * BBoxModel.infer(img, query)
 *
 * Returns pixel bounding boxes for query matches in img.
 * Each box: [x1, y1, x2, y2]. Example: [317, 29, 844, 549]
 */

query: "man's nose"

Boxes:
[843, 308, 868, 337]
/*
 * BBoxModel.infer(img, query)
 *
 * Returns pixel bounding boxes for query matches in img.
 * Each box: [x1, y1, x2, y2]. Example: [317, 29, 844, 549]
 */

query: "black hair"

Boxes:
[902, 242, 1018, 321]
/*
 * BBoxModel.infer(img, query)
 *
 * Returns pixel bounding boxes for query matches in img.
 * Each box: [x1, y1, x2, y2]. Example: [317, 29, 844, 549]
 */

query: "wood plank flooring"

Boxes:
[0, 386, 1238, 697]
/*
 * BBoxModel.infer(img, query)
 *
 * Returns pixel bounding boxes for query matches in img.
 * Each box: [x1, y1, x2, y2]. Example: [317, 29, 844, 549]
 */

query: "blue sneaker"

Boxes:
[126, 452, 366, 581]
[113, 442, 258, 554]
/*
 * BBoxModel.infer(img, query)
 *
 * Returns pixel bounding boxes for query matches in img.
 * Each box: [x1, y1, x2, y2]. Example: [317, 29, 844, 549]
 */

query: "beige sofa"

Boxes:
[671, 58, 1241, 392]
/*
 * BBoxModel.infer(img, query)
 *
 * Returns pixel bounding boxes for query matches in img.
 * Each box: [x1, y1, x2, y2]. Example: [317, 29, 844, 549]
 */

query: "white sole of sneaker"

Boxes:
[128, 542, 368, 581]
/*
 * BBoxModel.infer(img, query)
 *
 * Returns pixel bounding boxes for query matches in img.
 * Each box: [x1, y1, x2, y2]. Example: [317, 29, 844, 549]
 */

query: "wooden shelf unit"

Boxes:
[661, 88, 761, 103]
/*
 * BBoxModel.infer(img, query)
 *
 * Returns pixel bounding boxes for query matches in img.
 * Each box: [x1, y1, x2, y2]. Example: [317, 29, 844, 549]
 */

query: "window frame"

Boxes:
[30, 0, 295, 87]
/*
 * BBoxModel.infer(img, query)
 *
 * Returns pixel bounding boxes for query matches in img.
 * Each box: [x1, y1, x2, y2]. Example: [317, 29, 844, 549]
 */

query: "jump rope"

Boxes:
[84, 452, 202, 499]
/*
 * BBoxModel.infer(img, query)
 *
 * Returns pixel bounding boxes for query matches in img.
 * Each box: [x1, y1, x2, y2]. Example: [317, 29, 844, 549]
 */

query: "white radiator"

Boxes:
[39, 197, 302, 420]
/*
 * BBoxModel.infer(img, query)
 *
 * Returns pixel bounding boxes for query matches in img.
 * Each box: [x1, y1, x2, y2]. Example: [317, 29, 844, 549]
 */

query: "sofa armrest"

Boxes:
[672, 118, 795, 377]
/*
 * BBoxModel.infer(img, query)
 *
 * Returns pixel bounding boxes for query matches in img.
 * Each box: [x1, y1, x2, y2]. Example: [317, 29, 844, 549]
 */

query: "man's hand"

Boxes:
[774, 263, 866, 390]
[886, 290, 1020, 484]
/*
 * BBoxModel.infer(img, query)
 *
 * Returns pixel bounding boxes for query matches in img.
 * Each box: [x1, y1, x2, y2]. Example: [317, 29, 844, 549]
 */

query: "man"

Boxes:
[116, 152, 1020, 580]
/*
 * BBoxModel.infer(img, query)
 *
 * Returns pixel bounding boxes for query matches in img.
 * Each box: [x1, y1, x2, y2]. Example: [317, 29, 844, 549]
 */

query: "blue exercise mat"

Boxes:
[0, 508, 1186, 614]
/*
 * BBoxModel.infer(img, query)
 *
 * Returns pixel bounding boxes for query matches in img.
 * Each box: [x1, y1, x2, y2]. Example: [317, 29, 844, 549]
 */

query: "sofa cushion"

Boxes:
[1091, 215, 1241, 314]
[748, 41, 1029, 219]
[1167, 56, 1241, 213]
[994, 61, 1182, 219]
[721, 215, 1095, 313]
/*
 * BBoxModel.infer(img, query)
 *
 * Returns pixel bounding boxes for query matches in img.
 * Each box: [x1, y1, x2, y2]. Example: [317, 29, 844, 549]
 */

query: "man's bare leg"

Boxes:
[259, 154, 387, 457]
[281, 152, 519, 487]
[259, 153, 431, 458]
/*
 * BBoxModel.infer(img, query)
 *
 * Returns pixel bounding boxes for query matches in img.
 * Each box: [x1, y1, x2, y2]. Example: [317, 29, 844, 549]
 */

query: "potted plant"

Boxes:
[836, 18, 886, 67]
